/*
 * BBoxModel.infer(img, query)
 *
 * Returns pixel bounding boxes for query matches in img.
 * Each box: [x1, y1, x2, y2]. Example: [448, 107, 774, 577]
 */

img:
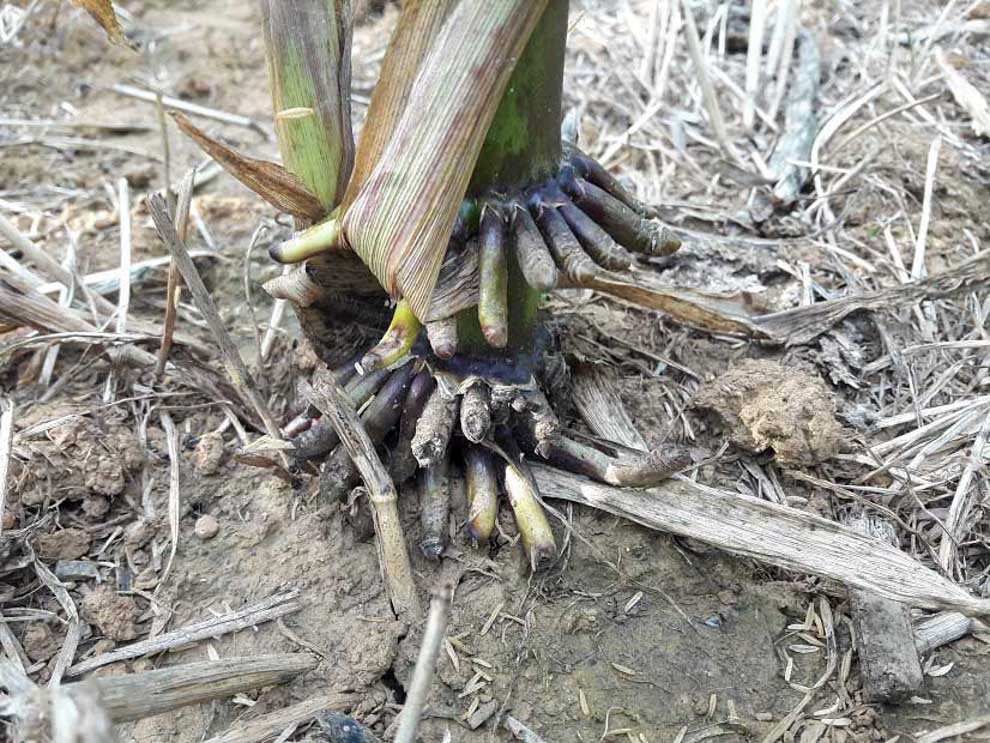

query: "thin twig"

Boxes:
[158, 410, 181, 584]
[394, 581, 454, 743]
[112, 83, 268, 137]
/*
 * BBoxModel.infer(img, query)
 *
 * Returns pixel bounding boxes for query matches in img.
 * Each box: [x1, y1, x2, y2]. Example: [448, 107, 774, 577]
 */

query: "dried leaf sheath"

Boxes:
[259, 0, 354, 211]
[344, 0, 458, 199]
[343, 0, 552, 318]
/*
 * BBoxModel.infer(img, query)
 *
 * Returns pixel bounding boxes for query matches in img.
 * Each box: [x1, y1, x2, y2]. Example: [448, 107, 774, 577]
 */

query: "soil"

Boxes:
[2, 1, 989, 742]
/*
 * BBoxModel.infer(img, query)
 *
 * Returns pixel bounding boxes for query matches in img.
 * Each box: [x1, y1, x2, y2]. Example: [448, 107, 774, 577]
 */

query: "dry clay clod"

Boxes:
[694, 359, 843, 466]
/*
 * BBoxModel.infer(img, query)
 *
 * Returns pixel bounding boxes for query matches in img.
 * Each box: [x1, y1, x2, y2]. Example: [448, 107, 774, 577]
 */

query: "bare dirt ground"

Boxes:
[2, 0, 989, 741]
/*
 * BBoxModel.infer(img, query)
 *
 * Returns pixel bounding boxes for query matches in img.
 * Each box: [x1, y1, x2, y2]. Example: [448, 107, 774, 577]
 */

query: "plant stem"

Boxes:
[456, 0, 569, 355]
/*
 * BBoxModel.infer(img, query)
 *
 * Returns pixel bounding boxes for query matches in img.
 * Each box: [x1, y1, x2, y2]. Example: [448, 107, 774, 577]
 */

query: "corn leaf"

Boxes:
[343, 0, 551, 319]
[71, 0, 135, 48]
[259, 0, 354, 212]
[172, 113, 324, 221]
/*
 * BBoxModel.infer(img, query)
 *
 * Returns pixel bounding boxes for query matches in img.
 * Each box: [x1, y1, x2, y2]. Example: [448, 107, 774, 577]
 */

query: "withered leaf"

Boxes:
[71, 0, 136, 49]
[172, 113, 325, 221]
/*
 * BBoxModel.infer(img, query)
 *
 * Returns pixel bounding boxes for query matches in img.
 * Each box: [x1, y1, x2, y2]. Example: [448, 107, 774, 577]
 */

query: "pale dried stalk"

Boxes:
[913, 134, 942, 280]
[532, 466, 990, 616]
[302, 370, 421, 620]
[68, 590, 302, 676]
[915, 612, 986, 654]
[344, 0, 551, 318]
[394, 581, 453, 743]
[155, 168, 195, 379]
[0, 400, 13, 542]
[935, 47, 990, 137]
[679, 0, 736, 162]
[937, 414, 989, 571]
[158, 410, 181, 585]
[89, 655, 315, 722]
[743, 0, 768, 130]
[112, 84, 265, 134]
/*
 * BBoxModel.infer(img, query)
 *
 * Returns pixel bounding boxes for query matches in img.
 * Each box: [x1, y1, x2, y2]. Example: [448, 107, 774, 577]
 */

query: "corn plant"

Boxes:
[85, 0, 708, 573]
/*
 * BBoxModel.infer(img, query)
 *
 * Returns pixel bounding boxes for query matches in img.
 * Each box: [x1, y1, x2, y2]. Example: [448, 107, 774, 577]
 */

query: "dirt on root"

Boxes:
[3, 0, 990, 742]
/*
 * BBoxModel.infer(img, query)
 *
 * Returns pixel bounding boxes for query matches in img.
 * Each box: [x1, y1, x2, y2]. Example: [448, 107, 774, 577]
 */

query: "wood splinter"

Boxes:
[844, 514, 924, 702]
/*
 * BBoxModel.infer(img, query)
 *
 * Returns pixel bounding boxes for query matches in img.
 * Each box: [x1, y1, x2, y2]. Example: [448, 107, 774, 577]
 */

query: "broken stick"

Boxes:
[844, 514, 924, 702]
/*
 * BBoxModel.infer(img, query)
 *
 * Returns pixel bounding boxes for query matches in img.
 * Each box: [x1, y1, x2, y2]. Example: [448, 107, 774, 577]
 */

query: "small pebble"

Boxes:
[194, 514, 220, 540]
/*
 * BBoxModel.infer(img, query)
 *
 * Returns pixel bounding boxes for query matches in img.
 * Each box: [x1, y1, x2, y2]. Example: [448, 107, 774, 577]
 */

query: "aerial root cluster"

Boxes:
[289, 354, 691, 572]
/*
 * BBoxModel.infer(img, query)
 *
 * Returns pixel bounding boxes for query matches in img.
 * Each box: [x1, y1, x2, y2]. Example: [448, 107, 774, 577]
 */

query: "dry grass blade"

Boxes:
[754, 251, 990, 344]
[570, 269, 773, 339]
[679, 0, 737, 163]
[71, 0, 135, 48]
[156, 169, 195, 379]
[743, 0, 768, 131]
[935, 47, 990, 137]
[32, 554, 81, 688]
[343, 0, 551, 318]
[146, 192, 286, 454]
[915, 717, 990, 743]
[532, 466, 990, 616]
[158, 410, 181, 585]
[0, 400, 13, 542]
[937, 415, 990, 571]
[67, 589, 303, 676]
[172, 113, 324, 220]
[302, 370, 421, 620]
